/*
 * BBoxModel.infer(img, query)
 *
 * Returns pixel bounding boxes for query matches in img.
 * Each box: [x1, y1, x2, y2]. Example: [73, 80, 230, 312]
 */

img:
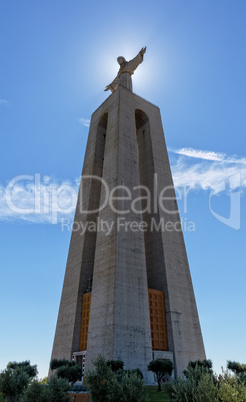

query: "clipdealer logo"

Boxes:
[3, 172, 242, 230]
[61, 216, 196, 235]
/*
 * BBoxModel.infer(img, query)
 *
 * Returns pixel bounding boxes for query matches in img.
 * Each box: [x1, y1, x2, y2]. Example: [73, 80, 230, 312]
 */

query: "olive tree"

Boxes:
[148, 359, 173, 391]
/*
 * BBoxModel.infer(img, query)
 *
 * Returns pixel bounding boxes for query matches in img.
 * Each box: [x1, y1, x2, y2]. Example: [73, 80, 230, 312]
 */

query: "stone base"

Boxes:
[153, 350, 174, 362]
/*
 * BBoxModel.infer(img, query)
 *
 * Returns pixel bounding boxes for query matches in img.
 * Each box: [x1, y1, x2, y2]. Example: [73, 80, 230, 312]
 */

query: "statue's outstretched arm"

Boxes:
[127, 46, 147, 75]
[105, 76, 120, 92]
[140, 46, 147, 56]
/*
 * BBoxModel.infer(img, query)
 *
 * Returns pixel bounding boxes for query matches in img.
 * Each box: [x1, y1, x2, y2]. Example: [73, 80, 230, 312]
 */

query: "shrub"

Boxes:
[43, 376, 70, 402]
[183, 359, 214, 381]
[85, 355, 147, 402]
[165, 370, 218, 401]
[21, 381, 44, 402]
[21, 376, 70, 402]
[85, 356, 114, 402]
[165, 362, 246, 401]
[124, 368, 143, 379]
[110, 370, 147, 402]
[217, 370, 246, 402]
[106, 360, 124, 372]
[38, 377, 48, 384]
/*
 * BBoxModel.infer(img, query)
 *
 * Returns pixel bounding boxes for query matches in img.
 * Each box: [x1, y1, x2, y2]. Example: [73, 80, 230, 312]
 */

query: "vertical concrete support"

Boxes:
[123, 87, 205, 376]
[50, 111, 108, 362]
[50, 86, 205, 380]
[85, 89, 153, 380]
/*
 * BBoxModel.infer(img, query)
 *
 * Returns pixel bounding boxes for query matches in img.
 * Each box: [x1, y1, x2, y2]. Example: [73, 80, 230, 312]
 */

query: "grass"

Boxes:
[146, 385, 169, 401]
[0, 395, 5, 402]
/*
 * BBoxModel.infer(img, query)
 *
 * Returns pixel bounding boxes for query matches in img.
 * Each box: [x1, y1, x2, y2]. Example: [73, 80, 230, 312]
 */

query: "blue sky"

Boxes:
[0, 0, 246, 378]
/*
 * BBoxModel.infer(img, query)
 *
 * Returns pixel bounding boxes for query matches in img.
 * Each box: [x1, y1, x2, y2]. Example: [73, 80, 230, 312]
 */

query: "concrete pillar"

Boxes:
[50, 86, 205, 381]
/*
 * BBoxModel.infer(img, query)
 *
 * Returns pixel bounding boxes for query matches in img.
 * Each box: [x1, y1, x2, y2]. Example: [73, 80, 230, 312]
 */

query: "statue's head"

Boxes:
[117, 56, 126, 66]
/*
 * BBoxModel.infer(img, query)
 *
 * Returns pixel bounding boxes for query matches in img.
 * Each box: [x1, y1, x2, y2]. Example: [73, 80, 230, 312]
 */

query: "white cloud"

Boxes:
[0, 98, 10, 106]
[171, 160, 246, 190]
[169, 147, 246, 191]
[78, 118, 90, 127]
[0, 175, 79, 224]
[171, 147, 246, 165]
[173, 147, 225, 161]
[0, 148, 245, 225]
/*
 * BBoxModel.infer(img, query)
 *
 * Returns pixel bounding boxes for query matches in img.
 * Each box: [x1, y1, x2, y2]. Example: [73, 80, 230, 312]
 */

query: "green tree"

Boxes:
[50, 359, 71, 370]
[165, 360, 246, 402]
[50, 359, 82, 384]
[147, 359, 173, 391]
[37, 377, 48, 384]
[85, 355, 147, 402]
[227, 361, 246, 374]
[227, 360, 246, 385]
[0, 361, 37, 402]
[183, 359, 213, 377]
[183, 359, 216, 385]
[124, 368, 143, 379]
[106, 360, 124, 372]
[21, 381, 43, 402]
[7, 362, 37, 380]
[85, 356, 115, 402]
[165, 369, 218, 402]
[218, 370, 246, 402]
[21, 376, 70, 402]
[110, 370, 147, 402]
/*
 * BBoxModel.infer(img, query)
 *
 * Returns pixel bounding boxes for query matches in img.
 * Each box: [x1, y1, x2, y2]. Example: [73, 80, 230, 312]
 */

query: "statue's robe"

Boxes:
[108, 51, 144, 92]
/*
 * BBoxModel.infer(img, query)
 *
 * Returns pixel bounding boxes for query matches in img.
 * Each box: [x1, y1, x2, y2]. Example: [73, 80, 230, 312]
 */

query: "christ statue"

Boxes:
[105, 47, 147, 93]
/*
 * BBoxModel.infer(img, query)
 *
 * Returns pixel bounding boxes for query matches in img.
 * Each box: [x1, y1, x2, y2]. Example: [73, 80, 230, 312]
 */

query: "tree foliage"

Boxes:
[184, 359, 213, 372]
[0, 361, 37, 401]
[0, 368, 29, 402]
[38, 377, 48, 385]
[85, 355, 147, 402]
[50, 359, 82, 384]
[7, 362, 37, 380]
[227, 360, 246, 385]
[21, 376, 70, 402]
[106, 360, 124, 372]
[165, 370, 217, 402]
[124, 368, 143, 380]
[218, 370, 246, 402]
[110, 370, 147, 402]
[183, 359, 215, 384]
[147, 359, 173, 391]
[50, 359, 74, 370]
[165, 361, 246, 401]
[227, 360, 246, 374]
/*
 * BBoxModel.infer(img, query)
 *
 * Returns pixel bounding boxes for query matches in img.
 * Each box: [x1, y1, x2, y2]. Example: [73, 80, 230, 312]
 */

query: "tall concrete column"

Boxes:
[50, 86, 205, 380]
[85, 88, 153, 380]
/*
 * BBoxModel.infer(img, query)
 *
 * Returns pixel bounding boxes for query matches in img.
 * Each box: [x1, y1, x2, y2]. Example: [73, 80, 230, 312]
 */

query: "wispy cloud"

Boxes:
[78, 118, 90, 127]
[0, 148, 245, 224]
[171, 147, 246, 165]
[173, 147, 225, 161]
[0, 98, 10, 107]
[169, 147, 246, 191]
[0, 175, 79, 224]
